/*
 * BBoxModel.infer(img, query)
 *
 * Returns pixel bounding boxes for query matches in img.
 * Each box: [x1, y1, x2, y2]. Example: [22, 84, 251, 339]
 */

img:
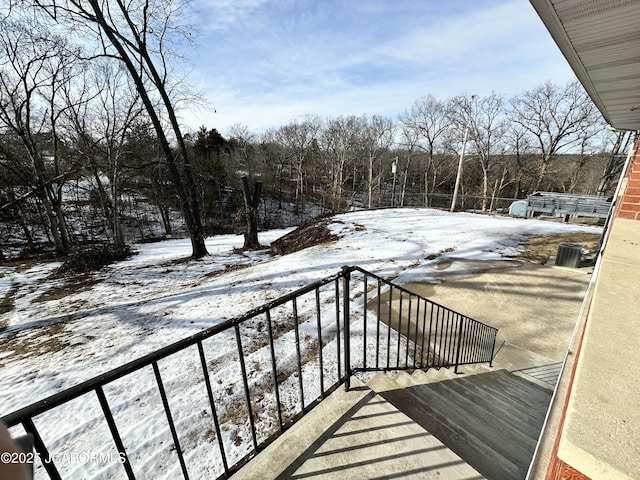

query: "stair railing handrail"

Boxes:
[2, 265, 497, 480]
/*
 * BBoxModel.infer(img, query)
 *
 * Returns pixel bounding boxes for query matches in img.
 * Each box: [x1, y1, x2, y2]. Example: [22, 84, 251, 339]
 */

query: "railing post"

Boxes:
[342, 266, 351, 391]
[22, 418, 62, 480]
[454, 315, 465, 374]
[490, 330, 497, 367]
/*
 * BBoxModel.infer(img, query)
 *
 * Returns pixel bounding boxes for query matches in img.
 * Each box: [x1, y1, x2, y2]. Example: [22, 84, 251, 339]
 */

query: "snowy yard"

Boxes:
[0, 208, 601, 479]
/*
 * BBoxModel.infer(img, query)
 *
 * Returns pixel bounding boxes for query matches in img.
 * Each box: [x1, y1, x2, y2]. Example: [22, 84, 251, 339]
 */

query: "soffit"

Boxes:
[530, 0, 640, 131]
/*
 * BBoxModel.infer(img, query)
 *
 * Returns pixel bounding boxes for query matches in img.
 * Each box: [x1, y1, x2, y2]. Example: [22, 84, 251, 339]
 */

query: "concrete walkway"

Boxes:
[402, 258, 592, 364]
[235, 257, 593, 479]
[531, 218, 640, 479]
[234, 377, 484, 480]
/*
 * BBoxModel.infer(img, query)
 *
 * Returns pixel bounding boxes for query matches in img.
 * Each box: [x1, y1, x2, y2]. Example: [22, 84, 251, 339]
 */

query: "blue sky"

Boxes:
[180, 0, 575, 136]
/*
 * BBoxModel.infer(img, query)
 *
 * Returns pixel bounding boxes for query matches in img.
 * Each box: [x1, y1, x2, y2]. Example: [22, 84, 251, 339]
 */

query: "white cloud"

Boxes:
[178, 0, 576, 135]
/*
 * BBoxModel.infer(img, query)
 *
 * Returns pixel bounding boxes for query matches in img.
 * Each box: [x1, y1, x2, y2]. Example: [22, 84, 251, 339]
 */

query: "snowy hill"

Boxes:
[0, 208, 601, 479]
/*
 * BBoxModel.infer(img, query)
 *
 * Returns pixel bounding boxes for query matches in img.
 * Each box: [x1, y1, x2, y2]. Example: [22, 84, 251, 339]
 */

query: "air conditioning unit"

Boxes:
[555, 242, 583, 268]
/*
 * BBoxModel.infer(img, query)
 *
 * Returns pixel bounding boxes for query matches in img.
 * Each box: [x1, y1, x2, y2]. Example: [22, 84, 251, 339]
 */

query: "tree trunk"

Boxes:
[597, 131, 632, 196]
[87, 0, 208, 258]
[37, 187, 68, 256]
[368, 155, 374, 208]
[241, 176, 262, 249]
[159, 205, 173, 235]
[481, 162, 489, 212]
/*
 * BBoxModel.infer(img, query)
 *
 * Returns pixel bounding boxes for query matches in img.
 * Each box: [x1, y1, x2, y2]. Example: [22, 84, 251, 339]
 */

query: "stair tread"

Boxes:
[491, 369, 554, 396]
[462, 370, 552, 411]
[371, 369, 555, 480]
[452, 372, 552, 422]
[434, 375, 549, 440]
[237, 379, 486, 480]
[379, 385, 525, 480]
[411, 380, 538, 469]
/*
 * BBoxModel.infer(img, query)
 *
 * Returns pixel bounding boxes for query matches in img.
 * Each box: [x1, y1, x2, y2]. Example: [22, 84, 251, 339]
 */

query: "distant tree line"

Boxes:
[0, 2, 634, 260]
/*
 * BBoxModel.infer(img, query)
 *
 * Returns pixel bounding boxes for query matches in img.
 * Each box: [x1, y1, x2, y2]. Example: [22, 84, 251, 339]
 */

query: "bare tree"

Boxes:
[397, 127, 418, 207]
[276, 115, 320, 214]
[240, 176, 262, 249]
[502, 122, 537, 197]
[26, 0, 209, 257]
[0, 17, 78, 255]
[64, 61, 146, 247]
[320, 115, 361, 211]
[360, 115, 394, 208]
[399, 95, 451, 206]
[450, 93, 505, 211]
[564, 122, 605, 194]
[228, 123, 257, 178]
[597, 130, 635, 196]
[509, 80, 599, 192]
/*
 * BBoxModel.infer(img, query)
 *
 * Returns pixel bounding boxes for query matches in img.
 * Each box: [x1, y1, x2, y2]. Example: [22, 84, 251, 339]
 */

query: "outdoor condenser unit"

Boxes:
[555, 242, 583, 268]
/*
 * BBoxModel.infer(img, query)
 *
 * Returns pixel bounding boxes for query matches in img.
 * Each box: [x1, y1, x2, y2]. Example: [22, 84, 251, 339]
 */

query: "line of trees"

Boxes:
[0, 2, 634, 260]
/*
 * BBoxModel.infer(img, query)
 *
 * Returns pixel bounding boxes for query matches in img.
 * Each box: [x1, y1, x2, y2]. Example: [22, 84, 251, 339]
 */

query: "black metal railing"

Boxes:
[2, 265, 497, 480]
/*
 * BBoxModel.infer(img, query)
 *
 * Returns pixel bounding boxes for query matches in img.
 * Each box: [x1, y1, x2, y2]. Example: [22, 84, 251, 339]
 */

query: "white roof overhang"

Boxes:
[530, 0, 640, 131]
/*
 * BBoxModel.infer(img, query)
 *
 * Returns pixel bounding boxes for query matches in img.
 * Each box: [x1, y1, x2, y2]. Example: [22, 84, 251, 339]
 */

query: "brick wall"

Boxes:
[617, 137, 640, 220]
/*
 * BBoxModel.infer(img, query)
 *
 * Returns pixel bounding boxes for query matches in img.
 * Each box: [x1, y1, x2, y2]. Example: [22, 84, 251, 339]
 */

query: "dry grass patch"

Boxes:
[0, 321, 71, 360]
[516, 232, 601, 264]
[0, 286, 18, 326]
[33, 277, 99, 304]
[270, 215, 338, 255]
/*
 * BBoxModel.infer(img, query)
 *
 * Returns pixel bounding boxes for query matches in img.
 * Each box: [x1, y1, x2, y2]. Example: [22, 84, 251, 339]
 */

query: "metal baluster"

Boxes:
[450, 312, 458, 365]
[376, 280, 382, 369]
[314, 290, 325, 396]
[437, 306, 445, 366]
[454, 315, 464, 374]
[433, 305, 441, 367]
[462, 318, 470, 365]
[196, 341, 230, 476]
[152, 361, 190, 479]
[233, 325, 258, 451]
[342, 268, 351, 391]
[95, 386, 136, 480]
[22, 417, 62, 480]
[442, 310, 450, 365]
[386, 286, 393, 369]
[426, 302, 434, 368]
[292, 298, 305, 408]
[363, 275, 368, 370]
[471, 320, 479, 364]
[490, 329, 497, 366]
[405, 295, 413, 367]
[446, 311, 455, 364]
[413, 296, 420, 369]
[396, 291, 403, 368]
[335, 279, 342, 380]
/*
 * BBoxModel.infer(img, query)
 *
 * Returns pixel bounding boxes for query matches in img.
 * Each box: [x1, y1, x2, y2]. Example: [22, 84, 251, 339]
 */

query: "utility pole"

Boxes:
[450, 95, 476, 212]
[391, 157, 398, 207]
[450, 126, 469, 212]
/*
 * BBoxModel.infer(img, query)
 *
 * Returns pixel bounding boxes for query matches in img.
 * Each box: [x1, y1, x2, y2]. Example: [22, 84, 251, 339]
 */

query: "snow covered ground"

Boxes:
[0, 208, 601, 479]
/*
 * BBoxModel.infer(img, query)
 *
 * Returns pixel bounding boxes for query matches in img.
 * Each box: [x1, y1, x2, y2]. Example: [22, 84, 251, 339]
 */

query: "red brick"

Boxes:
[625, 187, 640, 196]
[628, 179, 640, 189]
[621, 195, 640, 205]
[620, 202, 640, 212]
[617, 210, 639, 219]
[547, 457, 591, 480]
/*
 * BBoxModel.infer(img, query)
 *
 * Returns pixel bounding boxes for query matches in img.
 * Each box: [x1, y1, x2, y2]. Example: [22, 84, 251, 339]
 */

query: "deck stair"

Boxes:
[370, 369, 553, 480]
[236, 367, 553, 480]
